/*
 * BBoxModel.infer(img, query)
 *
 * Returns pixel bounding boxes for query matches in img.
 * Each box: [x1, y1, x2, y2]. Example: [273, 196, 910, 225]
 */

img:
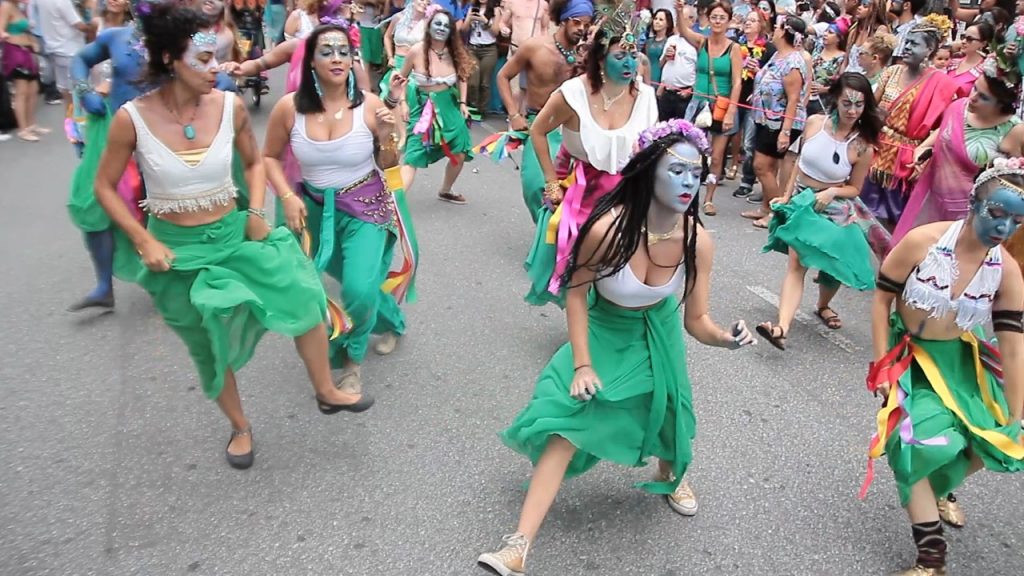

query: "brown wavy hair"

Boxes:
[421, 8, 476, 81]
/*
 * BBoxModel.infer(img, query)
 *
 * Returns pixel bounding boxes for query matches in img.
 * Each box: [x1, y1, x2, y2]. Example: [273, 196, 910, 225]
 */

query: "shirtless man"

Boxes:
[496, 0, 593, 220]
[500, 0, 550, 109]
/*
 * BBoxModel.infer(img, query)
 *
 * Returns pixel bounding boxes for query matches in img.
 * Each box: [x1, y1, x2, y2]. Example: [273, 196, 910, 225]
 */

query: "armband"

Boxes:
[73, 79, 92, 96]
[876, 272, 905, 294]
[992, 310, 1024, 333]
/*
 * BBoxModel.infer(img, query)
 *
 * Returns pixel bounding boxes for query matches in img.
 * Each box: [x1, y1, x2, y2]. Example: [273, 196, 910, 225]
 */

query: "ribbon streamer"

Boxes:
[298, 218, 354, 340]
[471, 130, 527, 163]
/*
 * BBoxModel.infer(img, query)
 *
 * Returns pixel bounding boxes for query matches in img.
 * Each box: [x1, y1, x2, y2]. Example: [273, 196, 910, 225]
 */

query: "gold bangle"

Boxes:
[280, 191, 295, 201]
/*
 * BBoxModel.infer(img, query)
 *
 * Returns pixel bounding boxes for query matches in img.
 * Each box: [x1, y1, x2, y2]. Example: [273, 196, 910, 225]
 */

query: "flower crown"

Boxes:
[597, 0, 643, 50]
[320, 15, 362, 46]
[424, 3, 444, 21]
[637, 119, 710, 155]
[911, 13, 951, 40]
[973, 157, 1024, 199]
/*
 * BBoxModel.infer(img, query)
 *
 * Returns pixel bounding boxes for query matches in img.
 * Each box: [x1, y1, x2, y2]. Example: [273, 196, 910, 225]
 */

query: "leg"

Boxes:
[215, 369, 252, 456]
[814, 274, 843, 330]
[293, 324, 370, 405]
[477, 44, 497, 115]
[69, 229, 117, 310]
[467, 47, 483, 113]
[703, 133, 728, 211]
[899, 478, 948, 573]
[438, 155, 467, 203]
[746, 151, 778, 222]
[12, 79, 33, 138]
[26, 79, 39, 130]
[776, 250, 808, 334]
[655, 458, 698, 516]
[478, 435, 576, 575]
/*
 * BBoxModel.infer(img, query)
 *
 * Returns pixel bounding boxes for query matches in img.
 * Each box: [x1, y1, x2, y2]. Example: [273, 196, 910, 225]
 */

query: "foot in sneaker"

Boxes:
[373, 332, 399, 355]
[478, 533, 529, 576]
[667, 480, 698, 516]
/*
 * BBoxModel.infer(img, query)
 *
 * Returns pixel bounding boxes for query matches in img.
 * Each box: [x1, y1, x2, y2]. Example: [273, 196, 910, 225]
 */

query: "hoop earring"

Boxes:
[347, 69, 356, 101]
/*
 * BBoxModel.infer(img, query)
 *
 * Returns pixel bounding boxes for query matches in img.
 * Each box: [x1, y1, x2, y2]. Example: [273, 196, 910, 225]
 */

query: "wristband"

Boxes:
[574, 364, 591, 371]
[247, 207, 267, 219]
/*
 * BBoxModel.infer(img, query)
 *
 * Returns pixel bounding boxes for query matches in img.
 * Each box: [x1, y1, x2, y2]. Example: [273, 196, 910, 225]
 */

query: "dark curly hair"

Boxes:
[295, 24, 365, 114]
[585, 28, 638, 96]
[978, 74, 1020, 116]
[561, 131, 705, 299]
[138, 3, 207, 85]
[421, 8, 476, 81]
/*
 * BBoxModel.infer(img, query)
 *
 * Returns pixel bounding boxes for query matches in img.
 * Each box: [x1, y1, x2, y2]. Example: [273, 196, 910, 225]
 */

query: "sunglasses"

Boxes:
[965, 35, 983, 42]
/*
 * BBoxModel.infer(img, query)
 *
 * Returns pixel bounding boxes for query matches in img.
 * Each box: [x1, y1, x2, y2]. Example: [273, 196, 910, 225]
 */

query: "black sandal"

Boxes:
[225, 427, 254, 470]
[755, 322, 787, 351]
[815, 307, 842, 330]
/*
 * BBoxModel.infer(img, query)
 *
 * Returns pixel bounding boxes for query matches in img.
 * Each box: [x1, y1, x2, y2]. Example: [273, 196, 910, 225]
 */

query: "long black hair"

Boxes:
[828, 72, 883, 145]
[560, 131, 705, 299]
[295, 24, 365, 114]
[138, 3, 206, 85]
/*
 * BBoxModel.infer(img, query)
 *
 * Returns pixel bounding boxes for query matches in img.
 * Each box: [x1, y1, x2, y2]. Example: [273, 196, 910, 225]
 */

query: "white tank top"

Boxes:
[124, 92, 238, 214]
[596, 261, 685, 308]
[285, 10, 318, 40]
[290, 100, 377, 190]
[558, 76, 658, 174]
[797, 125, 856, 185]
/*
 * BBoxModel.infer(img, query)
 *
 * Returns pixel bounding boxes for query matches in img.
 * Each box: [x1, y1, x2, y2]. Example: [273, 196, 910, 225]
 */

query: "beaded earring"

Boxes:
[313, 70, 324, 98]
[348, 69, 356, 101]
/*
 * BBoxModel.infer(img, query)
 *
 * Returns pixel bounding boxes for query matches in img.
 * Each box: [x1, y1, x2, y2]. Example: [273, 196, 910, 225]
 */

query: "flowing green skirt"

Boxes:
[523, 206, 564, 308]
[303, 196, 406, 366]
[379, 54, 405, 100]
[66, 112, 144, 281]
[403, 85, 473, 168]
[521, 115, 561, 223]
[500, 293, 694, 494]
[763, 188, 877, 290]
[138, 210, 328, 399]
[882, 315, 1024, 505]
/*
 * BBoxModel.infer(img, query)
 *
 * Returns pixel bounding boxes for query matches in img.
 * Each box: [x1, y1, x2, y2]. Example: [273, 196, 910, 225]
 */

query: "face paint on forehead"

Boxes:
[842, 88, 864, 105]
[185, 31, 219, 71]
[971, 183, 1024, 246]
[315, 33, 352, 59]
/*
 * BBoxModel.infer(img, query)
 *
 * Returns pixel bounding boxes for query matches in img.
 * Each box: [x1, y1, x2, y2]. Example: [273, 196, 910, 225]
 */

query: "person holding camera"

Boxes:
[464, 0, 502, 115]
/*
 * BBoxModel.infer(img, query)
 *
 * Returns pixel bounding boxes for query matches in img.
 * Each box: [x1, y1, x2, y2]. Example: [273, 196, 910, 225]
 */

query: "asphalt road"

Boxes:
[2, 73, 1024, 576]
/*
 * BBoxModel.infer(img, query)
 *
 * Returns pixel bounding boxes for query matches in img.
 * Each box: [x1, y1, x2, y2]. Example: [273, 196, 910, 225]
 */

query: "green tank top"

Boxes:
[695, 41, 733, 104]
[6, 18, 30, 35]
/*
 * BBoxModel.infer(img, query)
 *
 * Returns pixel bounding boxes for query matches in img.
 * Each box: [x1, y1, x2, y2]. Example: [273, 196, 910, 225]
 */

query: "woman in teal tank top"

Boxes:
[0, 0, 42, 141]
[681, 1, 742, 217]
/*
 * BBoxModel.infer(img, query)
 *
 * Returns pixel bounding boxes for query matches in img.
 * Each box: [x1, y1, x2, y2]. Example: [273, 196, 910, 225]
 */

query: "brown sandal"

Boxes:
[437, 191, 467, 205]
[815, 307, 842, 330]
[755, 322, 787, 351]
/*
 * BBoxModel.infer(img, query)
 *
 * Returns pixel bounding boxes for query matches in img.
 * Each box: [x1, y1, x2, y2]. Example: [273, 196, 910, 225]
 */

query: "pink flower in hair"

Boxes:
[424, 3, 444, 21]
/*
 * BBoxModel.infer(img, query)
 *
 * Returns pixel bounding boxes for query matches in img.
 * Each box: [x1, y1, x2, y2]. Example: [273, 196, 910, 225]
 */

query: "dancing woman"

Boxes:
[756, 73, 888, 348]
[395, 4, 475, 203]
[264, 24, 413, 395]
[859, 15, 959, 228]
[863, 158, 1024, 575]
[381, 0, 428, 99]
[523, 18, 659, 308]
[94, 3, 372, 470]
[477, 120, 755, 576]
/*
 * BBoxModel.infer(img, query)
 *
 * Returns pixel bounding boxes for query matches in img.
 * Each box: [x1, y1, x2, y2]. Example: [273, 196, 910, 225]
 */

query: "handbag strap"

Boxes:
[705, 40, 731, 98]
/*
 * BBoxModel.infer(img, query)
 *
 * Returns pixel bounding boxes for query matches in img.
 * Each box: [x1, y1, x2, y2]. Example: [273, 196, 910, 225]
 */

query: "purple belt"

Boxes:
[301, 171, 395, 226]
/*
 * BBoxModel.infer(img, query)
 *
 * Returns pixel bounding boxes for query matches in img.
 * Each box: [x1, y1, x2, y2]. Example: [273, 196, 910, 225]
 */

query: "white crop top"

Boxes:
[410, 70, 457, 87]
[558, 76, 658, 174]
[596, 261, 685, 308]
[125, 92, 238, 215]
[798, 125, 856, 185]
[290, 101, 377, 189]
[393, 14, 426, 47]
[903, 219, 1003, 331]
[285, 10, 318, 41]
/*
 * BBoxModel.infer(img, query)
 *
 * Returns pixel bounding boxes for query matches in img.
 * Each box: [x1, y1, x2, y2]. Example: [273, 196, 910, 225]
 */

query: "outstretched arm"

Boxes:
[683, 226, 755, 348]
[994, 255, 1024, 421]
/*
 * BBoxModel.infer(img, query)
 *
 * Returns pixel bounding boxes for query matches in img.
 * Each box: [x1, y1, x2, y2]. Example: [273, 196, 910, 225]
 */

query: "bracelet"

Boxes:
[379, 132, 400, 153]
[544, 181, 562, 197]
[280, 191, 295, 201]
[510, 113, 523, 121]
[247, 207, 267, 219]
[383, 94, 400, 109]
[574, 364, 591, 372]
[73, 79, 91, 96]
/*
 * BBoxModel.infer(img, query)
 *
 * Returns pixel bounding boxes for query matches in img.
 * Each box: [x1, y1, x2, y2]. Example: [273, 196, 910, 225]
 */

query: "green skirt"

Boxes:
[881, 315, 1024, 505]
[403, 85, 473, 168]
[523, 206, 564, 308]
[359, 25, 385, 66]
[379, 54, 405, 100]
[138, 210, 328, 399]
[66, 111, 144, 281]
[521, 114, 561, 224]
[763, 188, 876, 290]
[500, 293, 694, 494]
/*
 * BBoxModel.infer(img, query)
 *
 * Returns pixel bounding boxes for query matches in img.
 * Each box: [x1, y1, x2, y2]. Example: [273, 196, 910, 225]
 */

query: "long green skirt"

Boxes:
[763, 188, 876, 290]
[66, 111, 143, 281]
[403, 85, 473, 168]
[523, 206, 564, 308]
[303, 196, 406, 366]
[379, 54, 405, 100]
[501, 293, 695, 494]
[880, 315, 1024, 505]
[521, 114, 562, 224]
[138, 210, 328, 399]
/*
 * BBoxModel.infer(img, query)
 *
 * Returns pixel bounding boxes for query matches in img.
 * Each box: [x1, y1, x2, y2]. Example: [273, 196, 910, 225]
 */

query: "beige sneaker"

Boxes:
[668, 480, 698, 516]
[477, 533, 529, 576]
[335, 366, 362, 395]
[374, 332, 400, 355]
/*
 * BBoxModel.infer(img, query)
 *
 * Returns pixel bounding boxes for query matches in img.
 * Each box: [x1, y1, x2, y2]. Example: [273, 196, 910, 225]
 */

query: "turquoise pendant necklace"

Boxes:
[554, 37, 576, 65]
[164, 91, 200, 141]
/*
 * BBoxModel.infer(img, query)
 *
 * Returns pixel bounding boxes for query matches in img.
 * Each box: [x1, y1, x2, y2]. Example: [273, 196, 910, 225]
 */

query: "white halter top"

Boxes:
[124, 92, 238, 215]
[903, 219, 1003, 331]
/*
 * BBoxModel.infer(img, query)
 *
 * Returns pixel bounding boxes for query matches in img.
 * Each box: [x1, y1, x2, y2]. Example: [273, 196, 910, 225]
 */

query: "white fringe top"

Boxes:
[903, 219, 1003, 332]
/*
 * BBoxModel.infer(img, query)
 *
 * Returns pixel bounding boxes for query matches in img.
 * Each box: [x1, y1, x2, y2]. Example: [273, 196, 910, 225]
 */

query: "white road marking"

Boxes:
[745, 284, 859, 353]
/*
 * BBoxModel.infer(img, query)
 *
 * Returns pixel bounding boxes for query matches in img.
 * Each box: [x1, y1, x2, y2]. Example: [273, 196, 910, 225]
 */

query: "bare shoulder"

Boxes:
[580, 209, 619, 261]
[695, 222, 714, 261]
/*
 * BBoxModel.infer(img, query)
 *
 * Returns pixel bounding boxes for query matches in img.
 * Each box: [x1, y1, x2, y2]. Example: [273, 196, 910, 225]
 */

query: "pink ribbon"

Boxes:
[547, 161, 588, 295]
[413, 99, 435, 137]
[896, 386, 949, 447]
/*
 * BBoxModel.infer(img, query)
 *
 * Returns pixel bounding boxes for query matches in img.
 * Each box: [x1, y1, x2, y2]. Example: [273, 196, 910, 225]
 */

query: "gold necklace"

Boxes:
[646, 217, 681, 245]
[599, 86, 627, 111]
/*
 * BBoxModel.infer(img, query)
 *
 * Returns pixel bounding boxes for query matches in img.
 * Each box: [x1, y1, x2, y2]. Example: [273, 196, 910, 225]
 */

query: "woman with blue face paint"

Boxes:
[523, 20, 659, 308]
[478, 120, 756, 576]
[395, 4, 476, 203]
[862, 159, 1024, 576]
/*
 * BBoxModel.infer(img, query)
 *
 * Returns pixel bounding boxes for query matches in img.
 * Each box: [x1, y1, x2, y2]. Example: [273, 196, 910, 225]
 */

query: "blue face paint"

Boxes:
[971, 185, 1024, 247]
[653, 142, 703, 213]
[604, 48, 639, 85]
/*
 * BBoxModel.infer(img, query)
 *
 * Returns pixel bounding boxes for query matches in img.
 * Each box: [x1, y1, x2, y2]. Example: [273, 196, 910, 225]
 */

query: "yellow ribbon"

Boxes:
[543, 172, 576, 245]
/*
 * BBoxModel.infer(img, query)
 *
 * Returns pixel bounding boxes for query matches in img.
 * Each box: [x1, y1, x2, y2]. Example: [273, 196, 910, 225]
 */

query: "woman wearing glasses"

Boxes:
[946, 22, 994, 98]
